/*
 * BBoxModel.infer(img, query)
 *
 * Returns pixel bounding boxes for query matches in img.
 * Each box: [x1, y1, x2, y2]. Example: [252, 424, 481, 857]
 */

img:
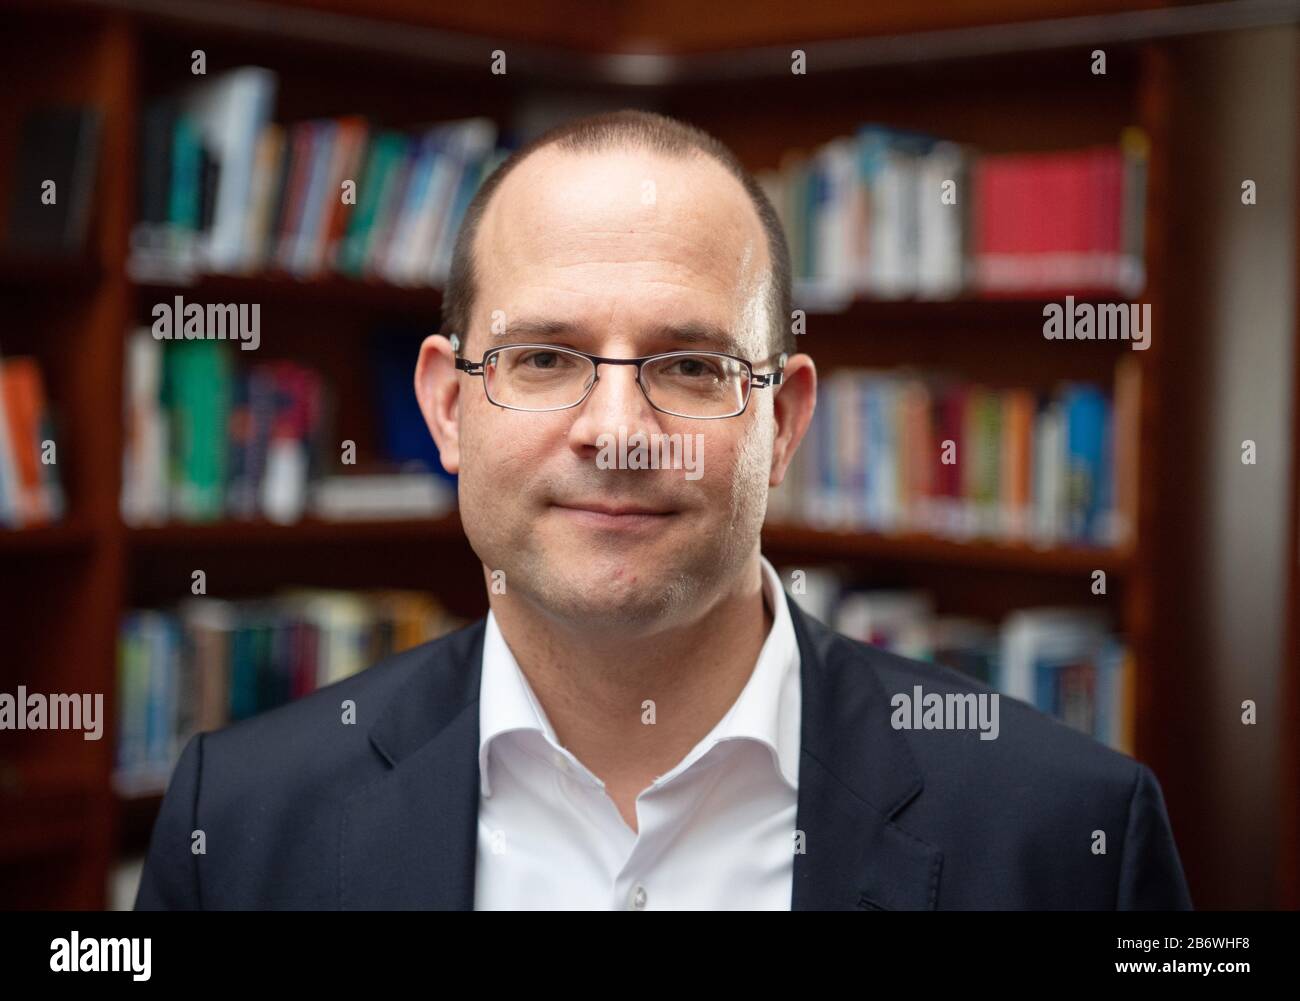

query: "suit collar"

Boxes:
[341, 588, 941, 910]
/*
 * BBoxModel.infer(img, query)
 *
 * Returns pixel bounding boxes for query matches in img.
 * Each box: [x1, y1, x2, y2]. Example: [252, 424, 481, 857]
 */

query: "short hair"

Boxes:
[441, 108, 793, 363]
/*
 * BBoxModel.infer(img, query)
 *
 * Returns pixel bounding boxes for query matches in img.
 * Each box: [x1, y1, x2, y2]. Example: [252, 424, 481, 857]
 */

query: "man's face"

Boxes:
[423, 147, 795, 633]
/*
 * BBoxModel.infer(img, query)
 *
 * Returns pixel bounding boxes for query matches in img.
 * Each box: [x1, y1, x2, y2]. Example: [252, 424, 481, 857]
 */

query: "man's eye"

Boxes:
[519, 351, 566, 369]
[668, 357, 722, 378]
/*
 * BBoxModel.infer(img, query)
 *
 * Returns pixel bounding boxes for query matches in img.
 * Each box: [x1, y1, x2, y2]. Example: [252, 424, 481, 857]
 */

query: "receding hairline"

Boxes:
[477, 144, 770, 318]
[478, 141, 763, 243]
[443, 110, 793, 361]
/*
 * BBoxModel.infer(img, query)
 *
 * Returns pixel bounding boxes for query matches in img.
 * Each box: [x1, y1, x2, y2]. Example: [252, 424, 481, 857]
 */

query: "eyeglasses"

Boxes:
[449, 334, 787, 419]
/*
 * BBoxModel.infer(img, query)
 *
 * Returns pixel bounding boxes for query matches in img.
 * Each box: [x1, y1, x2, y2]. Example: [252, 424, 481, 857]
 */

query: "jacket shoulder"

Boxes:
[838, 631, 1146, 796]
[200, 618, 482, 795]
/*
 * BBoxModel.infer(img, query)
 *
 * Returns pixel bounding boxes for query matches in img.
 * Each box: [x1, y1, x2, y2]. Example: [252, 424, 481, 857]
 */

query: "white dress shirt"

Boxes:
[474, 554, 802, 910]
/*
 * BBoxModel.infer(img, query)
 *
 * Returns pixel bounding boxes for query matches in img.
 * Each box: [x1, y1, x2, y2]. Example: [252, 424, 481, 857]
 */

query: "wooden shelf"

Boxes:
[128, 513, 464, 547]
[133, 272, 443, 314]
[0, 251, 101, 292]
[129, 273, 1144, 325]
[805, 292, 1148, 327]
[762, 522, 1130, 574]
[0, 520, 96, 554]
[125, 514, 1125, 575]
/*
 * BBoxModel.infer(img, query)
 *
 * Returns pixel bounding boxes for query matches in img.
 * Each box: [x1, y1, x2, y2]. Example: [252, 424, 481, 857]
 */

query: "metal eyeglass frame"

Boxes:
[448, 333, 788, 419]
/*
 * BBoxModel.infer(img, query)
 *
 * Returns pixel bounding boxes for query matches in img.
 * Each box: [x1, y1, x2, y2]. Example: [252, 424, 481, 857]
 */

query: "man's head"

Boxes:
[441, 110, 796, 364]
[416, 109, 815, 636]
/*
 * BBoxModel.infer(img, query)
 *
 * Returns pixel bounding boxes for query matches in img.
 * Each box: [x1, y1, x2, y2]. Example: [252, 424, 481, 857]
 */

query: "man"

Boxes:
[136, 109, 1192, 910]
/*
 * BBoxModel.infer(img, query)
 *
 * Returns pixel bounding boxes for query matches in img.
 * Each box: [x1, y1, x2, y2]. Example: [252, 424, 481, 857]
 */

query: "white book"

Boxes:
[917, 141, 966, 299]
[120, 330, 168, 526]
[998, 607, 1110, 705]
[835, 589, 933, 658]
[778, 565, 841, 626]
[870, 146, 917, 298]
[812, 138, 857, 298]
[180, 67, 278, 272]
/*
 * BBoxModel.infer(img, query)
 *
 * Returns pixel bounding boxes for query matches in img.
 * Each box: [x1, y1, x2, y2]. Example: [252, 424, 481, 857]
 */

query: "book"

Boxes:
[177, 66, 278, 272]
[4, 106, 102, 255]
[0, 355, 65, 527]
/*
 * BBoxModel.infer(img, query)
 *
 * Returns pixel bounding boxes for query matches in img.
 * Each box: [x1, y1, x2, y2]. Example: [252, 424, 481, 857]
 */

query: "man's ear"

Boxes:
[414, 333, 462, 474]
[769, 353, 816, 489]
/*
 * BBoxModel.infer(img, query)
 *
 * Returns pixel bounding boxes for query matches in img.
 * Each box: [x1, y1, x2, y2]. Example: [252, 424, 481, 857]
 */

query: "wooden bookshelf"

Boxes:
[134, 273, 444, 314]
[0, 0, 1261, 908]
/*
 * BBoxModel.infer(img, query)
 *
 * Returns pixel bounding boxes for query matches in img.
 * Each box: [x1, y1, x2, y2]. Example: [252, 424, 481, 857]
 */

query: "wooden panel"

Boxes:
[620, 0, 1175, 53]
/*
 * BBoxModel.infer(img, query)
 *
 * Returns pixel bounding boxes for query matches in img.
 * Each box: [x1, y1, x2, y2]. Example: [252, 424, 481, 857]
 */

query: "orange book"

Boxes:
[1, 357, 51, 524]
[1000, 388, 1035, 538]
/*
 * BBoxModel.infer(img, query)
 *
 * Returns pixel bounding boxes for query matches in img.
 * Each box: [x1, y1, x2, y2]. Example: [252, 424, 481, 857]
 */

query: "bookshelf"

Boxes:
[0, 0, 1253, 908]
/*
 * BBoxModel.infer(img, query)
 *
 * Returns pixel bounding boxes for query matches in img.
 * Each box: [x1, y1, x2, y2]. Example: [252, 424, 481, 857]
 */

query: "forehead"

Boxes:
[472, 146, 771, 353]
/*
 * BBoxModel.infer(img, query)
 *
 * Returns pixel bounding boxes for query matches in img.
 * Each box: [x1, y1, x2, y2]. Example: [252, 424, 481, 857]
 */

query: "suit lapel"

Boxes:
[787, 596, 943, 910]
[339, 619, 485, 910]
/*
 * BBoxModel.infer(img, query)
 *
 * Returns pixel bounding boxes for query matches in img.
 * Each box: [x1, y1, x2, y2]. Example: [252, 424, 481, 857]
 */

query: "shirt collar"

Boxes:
[477, 554, 801, 797]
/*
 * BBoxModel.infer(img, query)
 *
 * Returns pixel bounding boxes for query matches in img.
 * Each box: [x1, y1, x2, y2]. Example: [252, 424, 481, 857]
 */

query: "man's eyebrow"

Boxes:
[490, 318, 746, 356]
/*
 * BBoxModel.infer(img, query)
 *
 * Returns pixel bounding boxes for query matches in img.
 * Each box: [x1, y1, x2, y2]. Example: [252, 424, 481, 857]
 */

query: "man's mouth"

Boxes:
[550, 500, 678, 530]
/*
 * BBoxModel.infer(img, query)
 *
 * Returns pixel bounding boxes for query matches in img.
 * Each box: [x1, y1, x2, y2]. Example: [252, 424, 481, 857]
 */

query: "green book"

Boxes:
[338, 131, 407, 276]
[165, 340, 230, 521]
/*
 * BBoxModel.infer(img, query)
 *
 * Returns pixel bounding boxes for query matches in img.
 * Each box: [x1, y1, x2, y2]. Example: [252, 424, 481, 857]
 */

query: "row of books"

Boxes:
[123, 68, 1148, 307]
[120, 330, 457, 525]
[767, 358, 1139, 549]
[0, 350, 65, 528]
[759, 125, 1148, 306]
[115, 590, 467, 793]
[781, 567, 1133, 753]
[129, 67, 508, 286]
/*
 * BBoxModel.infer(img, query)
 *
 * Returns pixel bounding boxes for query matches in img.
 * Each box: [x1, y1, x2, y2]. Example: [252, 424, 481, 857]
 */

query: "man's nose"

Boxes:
[568, 361, 661, 442]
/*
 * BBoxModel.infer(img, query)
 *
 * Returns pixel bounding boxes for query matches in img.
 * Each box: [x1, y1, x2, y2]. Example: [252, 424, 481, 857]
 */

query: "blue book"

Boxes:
[1063, 384, 1107, 542]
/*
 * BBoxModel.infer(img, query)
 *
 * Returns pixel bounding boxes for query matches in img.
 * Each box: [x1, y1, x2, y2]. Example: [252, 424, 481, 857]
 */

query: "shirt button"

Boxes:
[628, 884, 647, 910]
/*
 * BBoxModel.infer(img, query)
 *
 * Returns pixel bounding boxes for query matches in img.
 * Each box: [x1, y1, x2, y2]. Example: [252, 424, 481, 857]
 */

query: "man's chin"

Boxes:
[535, 571, 687, 628]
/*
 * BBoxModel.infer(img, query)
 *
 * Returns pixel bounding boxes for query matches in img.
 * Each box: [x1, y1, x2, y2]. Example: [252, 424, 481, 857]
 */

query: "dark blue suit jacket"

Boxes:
[135, 592, 1193, 909]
